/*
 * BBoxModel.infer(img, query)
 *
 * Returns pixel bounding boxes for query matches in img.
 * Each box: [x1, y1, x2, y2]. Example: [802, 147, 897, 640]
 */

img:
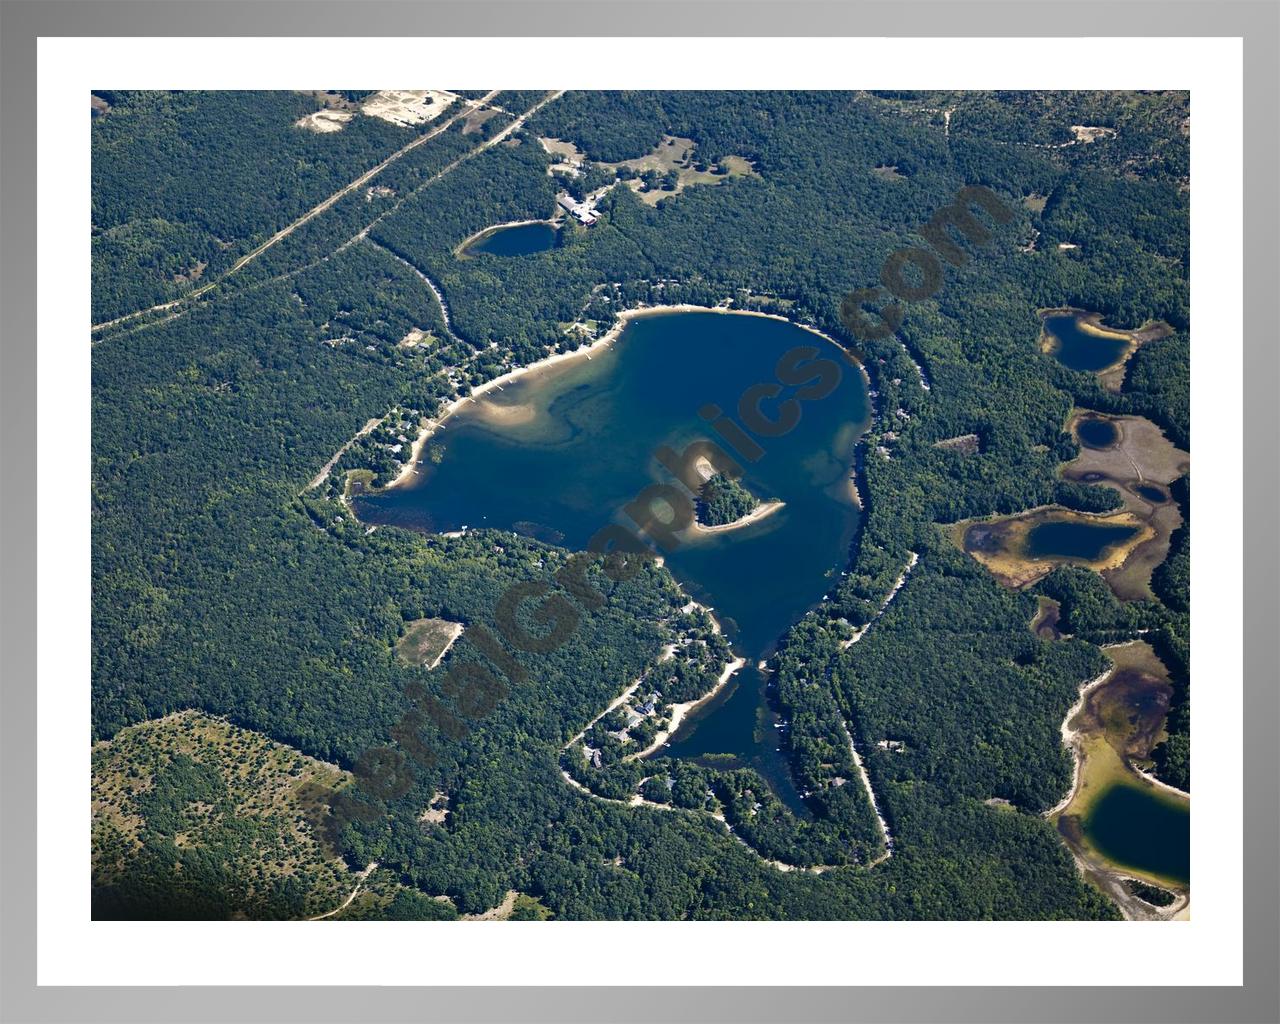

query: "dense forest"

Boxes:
[697, 473, 759, 527]
[91, 89, 1188, 920]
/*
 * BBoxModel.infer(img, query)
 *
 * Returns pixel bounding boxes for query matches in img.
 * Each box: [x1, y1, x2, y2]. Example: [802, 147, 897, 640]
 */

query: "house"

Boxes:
[556, 192, 600, 226]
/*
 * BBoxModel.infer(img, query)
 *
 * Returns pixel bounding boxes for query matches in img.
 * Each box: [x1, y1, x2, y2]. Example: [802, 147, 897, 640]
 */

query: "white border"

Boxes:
[39, 37, 1243, 987]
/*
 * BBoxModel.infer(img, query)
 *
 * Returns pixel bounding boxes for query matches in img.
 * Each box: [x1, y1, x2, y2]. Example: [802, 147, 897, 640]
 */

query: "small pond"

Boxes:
[1024, 520, 1140, 561]
[466, 221, 557, 258]
[1043, 313, 1131, 373]
[1076, 416, 1119, 449]
[1081, 782, 1189, 886]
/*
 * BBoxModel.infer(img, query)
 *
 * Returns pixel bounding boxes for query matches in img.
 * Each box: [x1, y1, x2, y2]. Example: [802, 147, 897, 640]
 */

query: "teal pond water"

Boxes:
[354, 311, 870, 805]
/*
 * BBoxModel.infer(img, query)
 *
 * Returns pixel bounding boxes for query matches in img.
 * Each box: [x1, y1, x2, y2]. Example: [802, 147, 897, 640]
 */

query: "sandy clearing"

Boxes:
[361, 90, 459, 127]
[461, 889, 519, 921]
[295, 109, 353, 133]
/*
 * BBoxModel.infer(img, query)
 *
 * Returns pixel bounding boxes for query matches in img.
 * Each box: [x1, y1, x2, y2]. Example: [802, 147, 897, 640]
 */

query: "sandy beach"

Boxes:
[384, 330, 622, 489]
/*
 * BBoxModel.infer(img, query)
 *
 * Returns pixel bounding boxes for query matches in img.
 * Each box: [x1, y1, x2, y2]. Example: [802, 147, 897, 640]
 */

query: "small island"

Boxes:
[697, 473, 758, 526]
[691, 473, 785, 535]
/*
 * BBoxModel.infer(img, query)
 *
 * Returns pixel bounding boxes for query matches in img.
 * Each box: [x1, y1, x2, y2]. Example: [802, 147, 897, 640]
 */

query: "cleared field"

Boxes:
[933, 433, 980, 456]
[395, 616, 464, 669]
[599, 135, 758, 205]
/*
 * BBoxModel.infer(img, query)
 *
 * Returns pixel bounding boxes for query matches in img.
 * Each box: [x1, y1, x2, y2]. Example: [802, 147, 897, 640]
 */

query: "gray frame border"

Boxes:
[1, 2, 1275, 1022]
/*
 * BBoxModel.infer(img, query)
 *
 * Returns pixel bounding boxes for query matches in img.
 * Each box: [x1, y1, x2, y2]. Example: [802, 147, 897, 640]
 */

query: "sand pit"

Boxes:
[295, 109, 353, 133]
[361, 90, 459, 127]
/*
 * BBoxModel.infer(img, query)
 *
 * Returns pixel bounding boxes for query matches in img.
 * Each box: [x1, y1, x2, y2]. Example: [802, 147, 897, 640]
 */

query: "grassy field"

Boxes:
[395, 616, 464, 669]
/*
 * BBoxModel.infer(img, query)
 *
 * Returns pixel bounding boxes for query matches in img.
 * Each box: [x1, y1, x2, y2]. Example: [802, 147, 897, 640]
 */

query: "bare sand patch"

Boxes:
[1070, 125, 1118, 144]
[361, 90, 459, 127]
[295, 109, 353, 133]
[418, 791, 450, 825]
[461, 889, 519, 921]
[398, 328, 434, 349]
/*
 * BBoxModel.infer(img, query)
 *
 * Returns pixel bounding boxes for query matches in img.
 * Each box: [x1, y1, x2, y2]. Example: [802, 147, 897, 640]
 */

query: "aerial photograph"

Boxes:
[90, 88, 1190, 922]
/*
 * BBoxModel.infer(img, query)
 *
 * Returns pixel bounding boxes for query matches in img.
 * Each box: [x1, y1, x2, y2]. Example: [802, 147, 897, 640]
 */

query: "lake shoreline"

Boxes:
[383, 303, 864, 494]
[630, 598, 745, 760]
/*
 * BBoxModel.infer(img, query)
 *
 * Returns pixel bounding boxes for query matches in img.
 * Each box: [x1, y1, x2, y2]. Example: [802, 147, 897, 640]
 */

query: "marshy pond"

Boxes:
[957, 507, 1152, 588]
[354, 310, 871, 801]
